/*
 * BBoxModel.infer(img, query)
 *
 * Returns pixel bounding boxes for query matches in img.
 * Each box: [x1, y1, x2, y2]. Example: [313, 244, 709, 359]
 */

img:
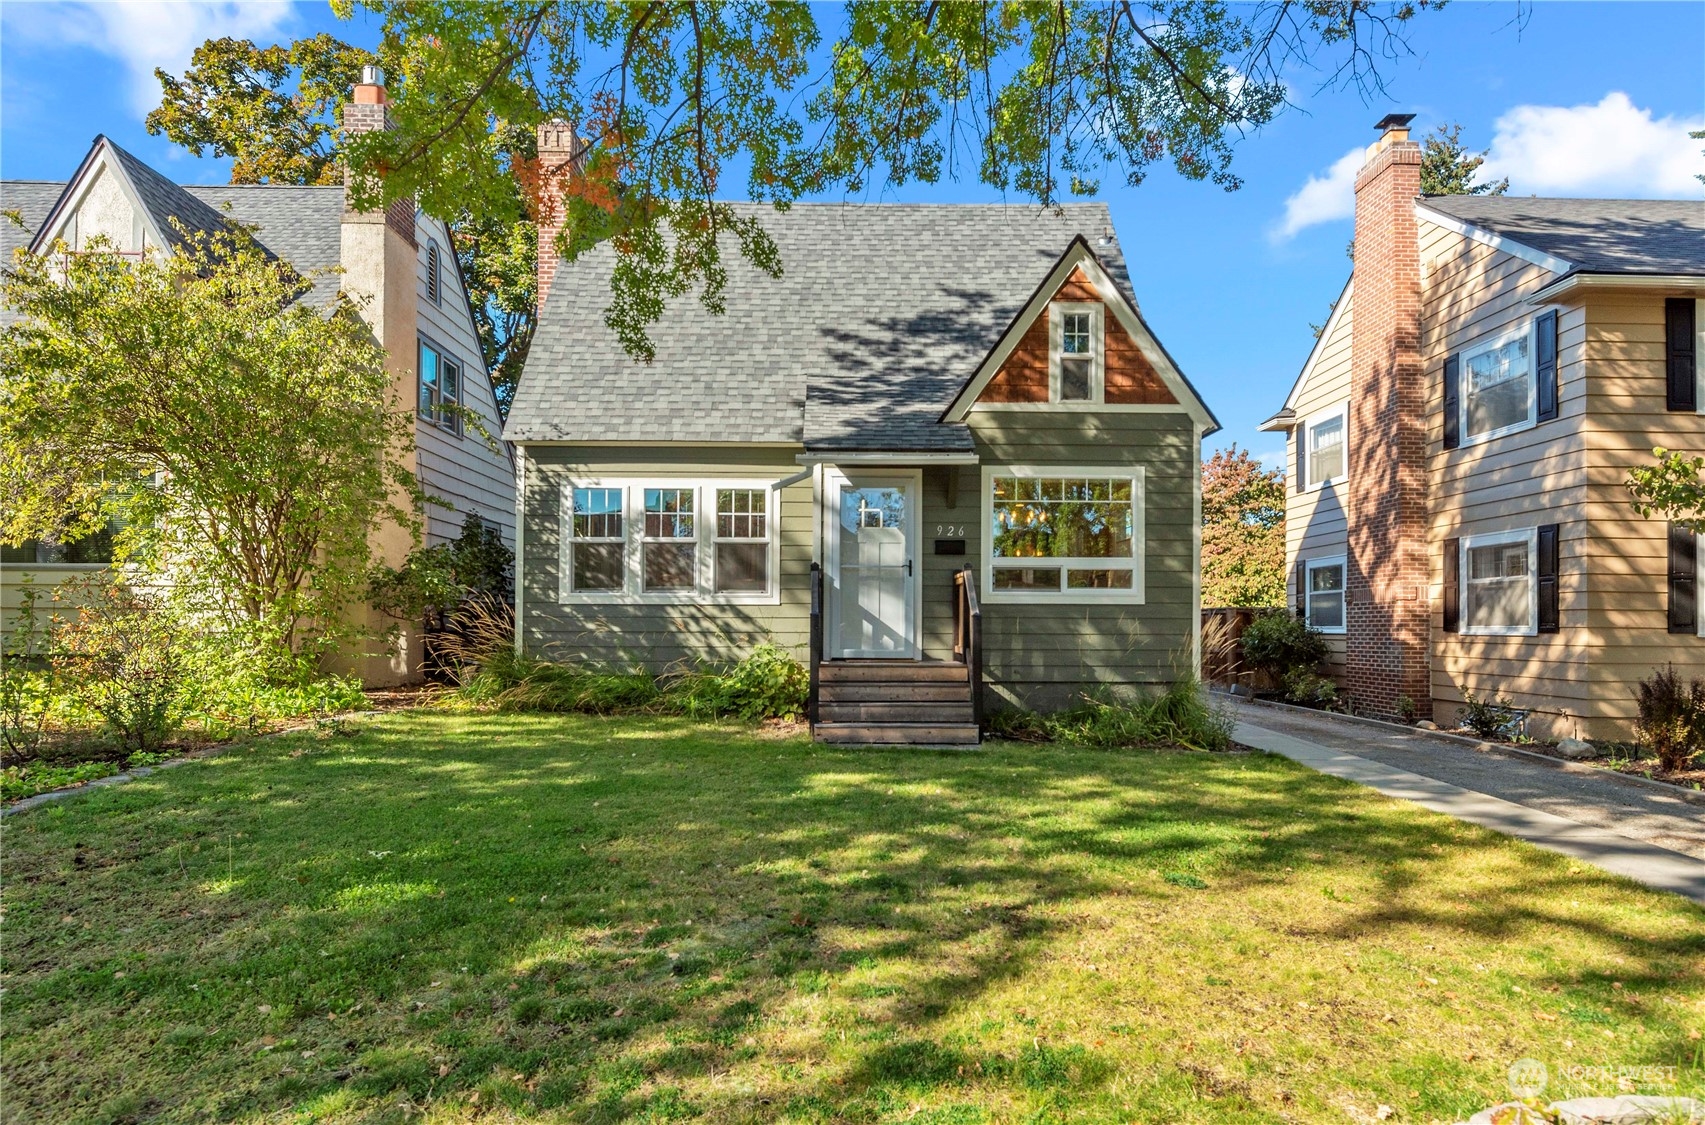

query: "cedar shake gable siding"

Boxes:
[977, 267, 1178, 405]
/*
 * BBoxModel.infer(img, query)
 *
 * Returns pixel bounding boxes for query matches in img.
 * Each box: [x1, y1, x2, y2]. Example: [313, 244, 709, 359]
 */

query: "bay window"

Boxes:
[986, 468, 1143, 600]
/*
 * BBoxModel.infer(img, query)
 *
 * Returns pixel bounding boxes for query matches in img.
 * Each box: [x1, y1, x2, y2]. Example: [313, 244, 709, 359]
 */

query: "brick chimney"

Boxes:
[340, 65, 414, 244]
[1344, 113, 1431, 718]
[535, 120, 581, 310]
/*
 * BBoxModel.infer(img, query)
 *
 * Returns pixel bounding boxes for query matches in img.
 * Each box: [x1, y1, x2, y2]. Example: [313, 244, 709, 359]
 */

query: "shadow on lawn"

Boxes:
[3, 714, 1700, 1123]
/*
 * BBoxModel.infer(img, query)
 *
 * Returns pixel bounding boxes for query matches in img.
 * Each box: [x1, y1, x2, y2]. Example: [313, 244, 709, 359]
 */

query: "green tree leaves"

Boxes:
[335, 1, 1431, 359]
[0, 230, 418, 650]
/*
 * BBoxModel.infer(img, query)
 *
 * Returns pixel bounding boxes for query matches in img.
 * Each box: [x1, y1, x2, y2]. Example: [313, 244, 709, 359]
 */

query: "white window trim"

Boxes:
[1049, 302, 1105, 405]
[1459, 527, 1539, 637]
[1301, 401, 1349, 491]
[1459, 322, 1537, 447]
[1303, 554, 1347, 635]
[981, 464, 1146, 605]
[1695, 298, 1704, 417]
[557, 478, 781, 606]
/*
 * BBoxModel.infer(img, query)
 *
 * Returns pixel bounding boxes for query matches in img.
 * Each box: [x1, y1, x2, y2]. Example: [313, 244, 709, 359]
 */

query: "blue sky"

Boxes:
[3, 1, 1702, 465]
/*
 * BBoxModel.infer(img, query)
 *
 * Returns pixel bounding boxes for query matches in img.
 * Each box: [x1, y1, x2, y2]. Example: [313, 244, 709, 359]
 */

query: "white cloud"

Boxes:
[1, 1, 297, 114]
[1481, 92, 1704, 197]
[1271, 147, 1363, 242]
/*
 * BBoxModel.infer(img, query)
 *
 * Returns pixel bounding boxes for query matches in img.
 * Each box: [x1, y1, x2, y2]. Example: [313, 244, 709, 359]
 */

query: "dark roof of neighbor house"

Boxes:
[507, 202, 1203, 451]
[3, 138, 348, 308]
[1420, 195, 1705, 276]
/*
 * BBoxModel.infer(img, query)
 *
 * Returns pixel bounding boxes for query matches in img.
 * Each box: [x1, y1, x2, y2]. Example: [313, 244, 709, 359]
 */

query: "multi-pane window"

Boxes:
[715, 488, 770, 593]
[418, 338, 462, 434]
[1307, 411, 1346, 486]
[1059, 311, 1093, 401]
[1463, 531, 1534, 634]
[569, 487, 625, 591]
[642, 488, 695, 592]
[988, 472, 1141, 596]
[1052, 304, 1101, 402]
[1463, 332, 1533, 439]
[1305, 557, 1346, 632]
[561, 482, 774, 601]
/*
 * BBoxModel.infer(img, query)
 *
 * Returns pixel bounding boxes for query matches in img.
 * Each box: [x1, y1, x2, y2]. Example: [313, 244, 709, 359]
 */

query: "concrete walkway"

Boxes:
[1230, 700, 1705, 906]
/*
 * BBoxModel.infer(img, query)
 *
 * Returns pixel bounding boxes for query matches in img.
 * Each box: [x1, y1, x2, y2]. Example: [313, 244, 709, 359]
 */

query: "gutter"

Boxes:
[1528, 271, 1705, 305]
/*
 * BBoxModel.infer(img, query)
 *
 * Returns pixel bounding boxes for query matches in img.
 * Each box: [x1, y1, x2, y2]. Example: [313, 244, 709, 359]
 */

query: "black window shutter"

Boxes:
[1537, 523, 1560, 633]
[1442, 538, 1461, 633]
[1294, 431, 1307, 493]
[1666, 298, 1697, 412]
[1535, 311, 1559, 422]
[1443, 354, 1461, 449]
[1295, 558, 1308, 619]
[1669, 522, 1698, 634]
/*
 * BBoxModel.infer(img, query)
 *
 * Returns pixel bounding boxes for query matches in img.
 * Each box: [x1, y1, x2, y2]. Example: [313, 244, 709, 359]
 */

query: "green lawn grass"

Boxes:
[3, 711, 1699, 1124]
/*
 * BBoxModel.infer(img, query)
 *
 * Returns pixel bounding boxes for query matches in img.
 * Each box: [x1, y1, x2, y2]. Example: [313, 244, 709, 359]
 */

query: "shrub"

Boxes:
[1033, 679, 1234, 753]
[368, 513, 515, 619]
[1634, 665, 1705, 773]
[54, 584, 188, 754]
[1281, 669, 1340, 710]
[1457, 690, 1522, 741]
[713, 644, 808, 720]
[1239, 613, 1327, 681]
[1, 580, 57, 758]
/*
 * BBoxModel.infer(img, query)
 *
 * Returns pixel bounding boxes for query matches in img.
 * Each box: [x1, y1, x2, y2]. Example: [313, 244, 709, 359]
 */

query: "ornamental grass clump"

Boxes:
[992, 679, 1234, 753]
[1634, 665, 1705, 773]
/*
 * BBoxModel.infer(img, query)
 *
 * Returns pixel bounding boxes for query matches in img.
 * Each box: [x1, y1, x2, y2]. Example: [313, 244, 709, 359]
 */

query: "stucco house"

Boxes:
[1261, 113, 1705, 740]
[0, 69, 514, 685]
[507, 123, 1219, 744]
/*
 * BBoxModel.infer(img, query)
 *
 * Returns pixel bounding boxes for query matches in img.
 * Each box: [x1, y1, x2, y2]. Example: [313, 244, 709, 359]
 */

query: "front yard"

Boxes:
[2, 712, 1698, 1124]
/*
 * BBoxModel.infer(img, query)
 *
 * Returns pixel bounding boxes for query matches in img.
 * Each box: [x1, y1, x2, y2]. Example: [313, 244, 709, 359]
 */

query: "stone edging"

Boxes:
[1, 710, 387, 818]
[1223, 693, 1705, 810]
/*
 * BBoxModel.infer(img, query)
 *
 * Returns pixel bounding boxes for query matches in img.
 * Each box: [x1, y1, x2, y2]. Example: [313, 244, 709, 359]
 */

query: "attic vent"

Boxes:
[426, 238, 442, 305]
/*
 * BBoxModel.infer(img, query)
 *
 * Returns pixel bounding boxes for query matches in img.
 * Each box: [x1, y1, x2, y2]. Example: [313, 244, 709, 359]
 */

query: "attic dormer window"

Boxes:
[425, 238, 442, 305]
[1050, 303, 1103, 403]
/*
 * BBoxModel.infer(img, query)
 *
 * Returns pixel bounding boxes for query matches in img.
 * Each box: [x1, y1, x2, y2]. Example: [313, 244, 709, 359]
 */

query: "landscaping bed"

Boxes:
[2, 710, 1693, 1124]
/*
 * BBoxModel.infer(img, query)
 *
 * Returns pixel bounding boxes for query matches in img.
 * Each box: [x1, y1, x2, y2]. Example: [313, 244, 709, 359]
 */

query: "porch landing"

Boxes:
[813, 661, 981, 746]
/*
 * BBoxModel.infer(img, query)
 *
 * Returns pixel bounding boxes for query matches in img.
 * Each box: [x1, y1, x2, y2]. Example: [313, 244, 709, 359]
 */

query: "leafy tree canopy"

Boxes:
[1419, 121, 1508, 197]
[0, 228, 419, 652]
[1202, 445, 1286, 607]
[1629, 447, 1705, 535]
[331, 0, 1438, 359]
[147, 35, 538, 414]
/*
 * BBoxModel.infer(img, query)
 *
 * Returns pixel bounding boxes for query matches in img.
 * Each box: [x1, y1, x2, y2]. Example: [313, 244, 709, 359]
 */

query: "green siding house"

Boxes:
[508, 148, 1218, 743]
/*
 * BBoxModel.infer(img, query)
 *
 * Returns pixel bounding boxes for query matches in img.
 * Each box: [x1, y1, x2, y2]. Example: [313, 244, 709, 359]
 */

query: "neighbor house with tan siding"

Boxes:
[507, 124, 1219, 745]
[1262, 114, 1705, 741]
[0, 69, 515, 685]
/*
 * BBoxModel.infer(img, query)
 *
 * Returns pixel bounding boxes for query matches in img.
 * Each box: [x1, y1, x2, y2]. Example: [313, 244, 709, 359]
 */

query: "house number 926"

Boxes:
[935, 524, 967, 536]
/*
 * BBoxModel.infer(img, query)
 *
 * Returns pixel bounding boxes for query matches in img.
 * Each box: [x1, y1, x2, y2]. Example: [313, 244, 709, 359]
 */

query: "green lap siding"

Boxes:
[964, 411, 1201, 711]
[518, 414, 1201, 708]
[519, 445, 813, 669]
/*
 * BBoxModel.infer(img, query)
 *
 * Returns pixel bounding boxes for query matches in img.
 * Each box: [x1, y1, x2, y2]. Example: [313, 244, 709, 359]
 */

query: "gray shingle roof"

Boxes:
[183, 184, 346, 305]
[506, 203, 1145, 450]
[1420, 195, 1705, 276]
[3, 150, 348, 308]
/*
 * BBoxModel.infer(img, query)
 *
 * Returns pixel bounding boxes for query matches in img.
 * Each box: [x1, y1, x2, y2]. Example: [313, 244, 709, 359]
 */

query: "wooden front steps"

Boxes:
[814, 661, 981, 745]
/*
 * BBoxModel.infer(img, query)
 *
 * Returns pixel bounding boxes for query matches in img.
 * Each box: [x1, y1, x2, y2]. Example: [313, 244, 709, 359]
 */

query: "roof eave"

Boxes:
[1528, 270, 1705, 305]
[1257, 409, 1297, 433]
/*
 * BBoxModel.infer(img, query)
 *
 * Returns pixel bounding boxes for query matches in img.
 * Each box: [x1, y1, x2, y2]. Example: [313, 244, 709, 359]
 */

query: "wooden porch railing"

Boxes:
[952, 566, 983, 729]
[807, 562, 823, 727]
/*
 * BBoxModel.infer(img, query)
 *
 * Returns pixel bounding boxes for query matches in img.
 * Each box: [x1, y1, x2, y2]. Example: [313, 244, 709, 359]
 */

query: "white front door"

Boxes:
[827, 472, 919, 658]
